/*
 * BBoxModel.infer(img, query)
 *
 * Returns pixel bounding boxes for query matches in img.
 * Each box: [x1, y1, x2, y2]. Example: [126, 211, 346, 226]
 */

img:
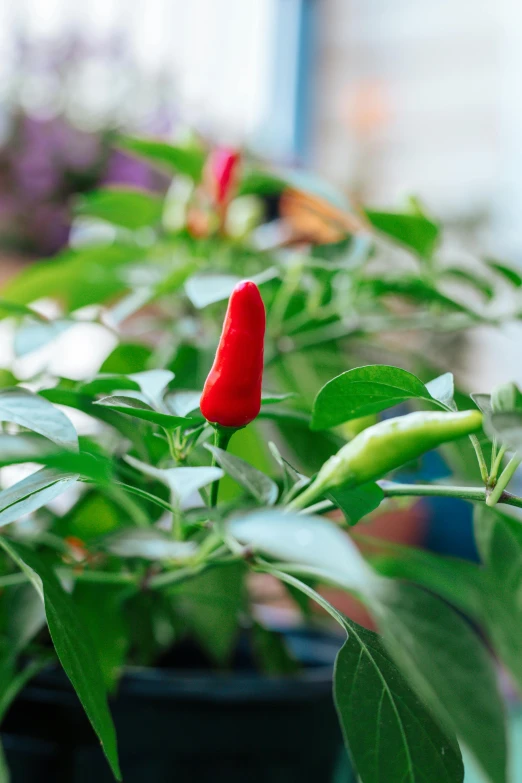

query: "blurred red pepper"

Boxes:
[200, 280, 265, 428]
[207, 147, 240, 205]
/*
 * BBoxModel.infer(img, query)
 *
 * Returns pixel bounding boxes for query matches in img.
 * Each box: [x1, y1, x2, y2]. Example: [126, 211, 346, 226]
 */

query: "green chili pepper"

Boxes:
[288, 409, 482, 510]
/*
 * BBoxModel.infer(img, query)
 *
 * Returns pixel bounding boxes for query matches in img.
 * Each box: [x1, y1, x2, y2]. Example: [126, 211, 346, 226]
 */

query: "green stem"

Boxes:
[293, 480, 522, 515]
[469, 434, 489, 485]
[209, 426, 237, 507]
[286, 478, 325, 511]
[486, 455, 522, 507]
[490, 445, 507, 484]
[380, 480, 522, 510]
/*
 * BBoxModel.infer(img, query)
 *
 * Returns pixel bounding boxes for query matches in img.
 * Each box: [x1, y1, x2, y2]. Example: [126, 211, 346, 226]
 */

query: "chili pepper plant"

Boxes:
[0, 137, 522, 783]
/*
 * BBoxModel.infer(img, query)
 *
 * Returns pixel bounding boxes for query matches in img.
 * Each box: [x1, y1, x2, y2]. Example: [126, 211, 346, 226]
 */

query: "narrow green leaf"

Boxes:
[77, 375, 141, 397]
[117, 135, 205, 181]
[206, 445, 278, 505]
[312, 365, 433, 430]
[125, 456, 223, 503]
[0, 388, 78, 450]
[486, 259, 522, 288]
[442, 267, 494, 300]
[75, 187, 163, 230]
[335, 616, 463, 783]
[95, 395, 189, 429]
[0, 434, 110, 483]
[0, 539, 121, 780]
[0, 468, 78, 527]
[425, 372, 456, 410]
[365, 209, 440, 257]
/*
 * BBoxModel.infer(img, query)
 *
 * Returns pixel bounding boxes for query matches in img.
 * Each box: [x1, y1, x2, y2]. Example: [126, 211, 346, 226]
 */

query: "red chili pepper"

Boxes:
[200, 280, 265, 428]
[208, 147, 240, 205]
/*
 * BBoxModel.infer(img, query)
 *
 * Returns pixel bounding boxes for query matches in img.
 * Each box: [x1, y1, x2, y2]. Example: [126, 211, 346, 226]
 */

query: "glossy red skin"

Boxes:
[200, 280, 265, 428]
[209, 148, 240, 204]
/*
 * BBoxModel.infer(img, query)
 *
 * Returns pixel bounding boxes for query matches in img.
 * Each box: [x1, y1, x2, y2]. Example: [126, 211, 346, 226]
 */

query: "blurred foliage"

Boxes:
[0, 135, 521, 783]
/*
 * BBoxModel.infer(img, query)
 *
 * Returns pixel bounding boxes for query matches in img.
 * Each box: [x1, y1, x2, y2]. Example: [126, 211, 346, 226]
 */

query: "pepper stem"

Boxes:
[210, 425, 238, 506]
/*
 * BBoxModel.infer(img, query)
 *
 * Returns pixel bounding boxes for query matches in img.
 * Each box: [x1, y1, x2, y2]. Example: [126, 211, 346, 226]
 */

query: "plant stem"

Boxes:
[293, 480, 522, 515]
[209, 426, 237, 507]
[486, 455, 522, 507]
[490, 445, 507, 484]
[379, 480, 522, 509]
[469, 434, 489, 484]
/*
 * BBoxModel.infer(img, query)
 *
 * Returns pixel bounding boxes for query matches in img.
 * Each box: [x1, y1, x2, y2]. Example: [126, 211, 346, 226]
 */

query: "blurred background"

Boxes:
[0, 0, 519, 256]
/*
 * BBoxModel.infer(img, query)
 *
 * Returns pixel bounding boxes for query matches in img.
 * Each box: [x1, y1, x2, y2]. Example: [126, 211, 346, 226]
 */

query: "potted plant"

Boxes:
[0, 139, 520, 783]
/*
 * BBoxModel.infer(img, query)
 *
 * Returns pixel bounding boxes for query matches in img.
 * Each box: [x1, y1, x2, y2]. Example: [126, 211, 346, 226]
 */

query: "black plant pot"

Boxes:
[2, 629, 353, 783]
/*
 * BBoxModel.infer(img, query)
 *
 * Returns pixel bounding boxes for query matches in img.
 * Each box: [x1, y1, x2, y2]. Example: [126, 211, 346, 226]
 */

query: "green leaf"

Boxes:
[366, 277, 478, 316]
[369, 544, 486, 619]
[125, 456, 223, 504]
[185, 267, 278, 309]
[95, 395, 189, 430]
[470, 393, 492, 415]
[0, 539, 121, 780]
[485, 410, 522, 451]
[311, 365, 433, 430]
[1, 244, 142, 312]
[75, 187, 163, 230]
[164, 391, 201, 418]
[365, 209, 440, 257]
[335, 616, 463, 783]
[205, 445, 278, 505]
[171, 562, 245, 665]
[0, 299, 48, 322]
[77, 375, 142, 397]
[128, 370, 175, 408]
[0, 468, 78, 527]
[441, 267, 494, 300]
[229, 509, 378, 593]
[472, 505, 522, 694]
[0, 388, 78, 450]
[0, 434, 110, 483]
[374, 583, 507, 783]
[251, 623, 299, 675]
[117, 135, 205, 181]
[491, 381, 522, 414]
[425, 372, 456, 410]
[486, 259, 522, 287]
[104, 529, 196, 561]
[261, 391, 296, 405]
[73, 584, 129, 693]
[13, 319, 73, 357]
[327, 482, 384, 526]
[0, 738, 8, 783]
[237, 169, 287, 197]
